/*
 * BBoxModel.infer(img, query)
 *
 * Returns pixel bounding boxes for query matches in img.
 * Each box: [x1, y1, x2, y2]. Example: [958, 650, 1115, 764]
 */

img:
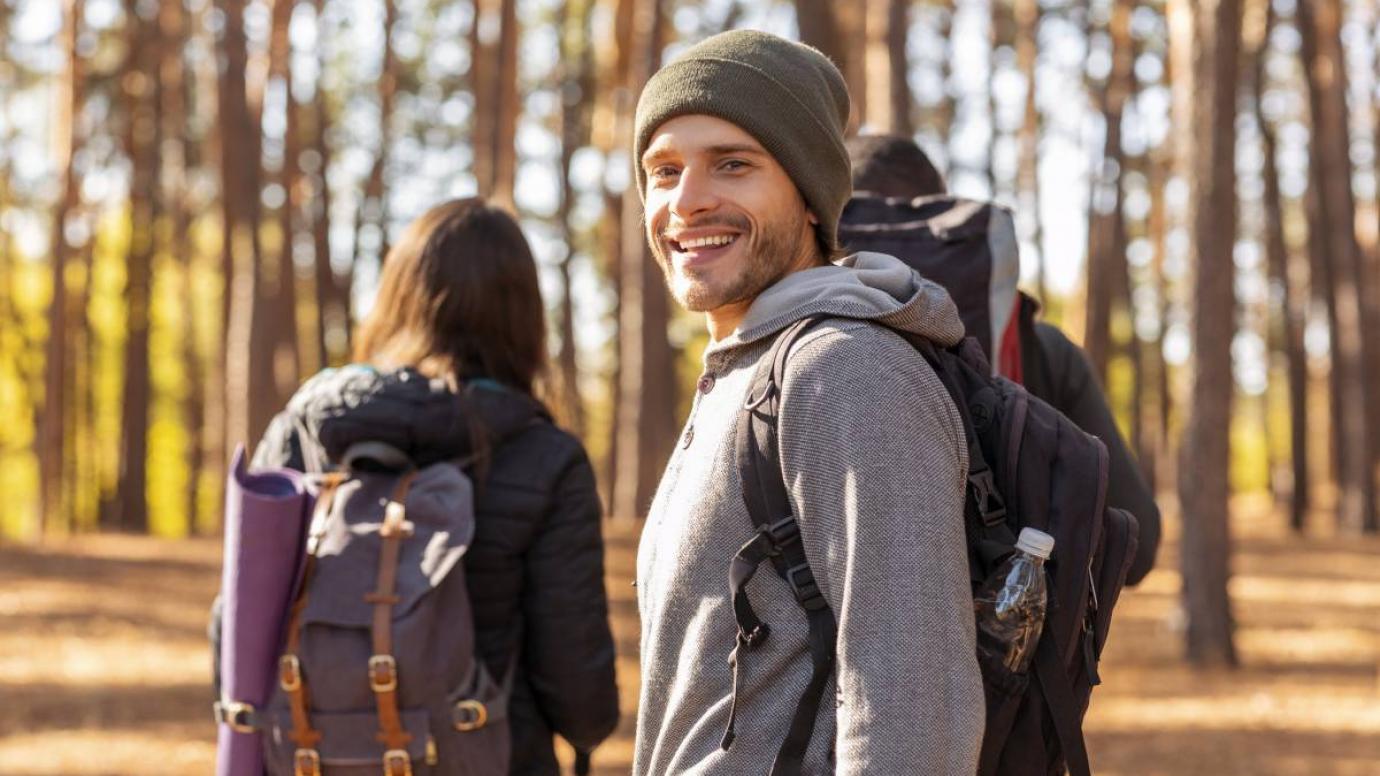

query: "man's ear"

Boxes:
[807, 209, 819, 225]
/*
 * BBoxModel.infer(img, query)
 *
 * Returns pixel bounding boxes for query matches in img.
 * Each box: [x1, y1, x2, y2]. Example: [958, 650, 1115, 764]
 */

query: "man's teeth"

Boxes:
[678, 234, 736, 250]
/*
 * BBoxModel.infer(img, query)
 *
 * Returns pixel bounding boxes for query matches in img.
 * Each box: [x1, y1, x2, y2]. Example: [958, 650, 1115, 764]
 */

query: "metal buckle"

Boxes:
[213, 700, 257, 734]
[293, 748, 321, 776]
[279, 654, 303, 691]
[453, 699, 489, 732]
[383, 748, 414, 776]
[369, 654, 398, 693]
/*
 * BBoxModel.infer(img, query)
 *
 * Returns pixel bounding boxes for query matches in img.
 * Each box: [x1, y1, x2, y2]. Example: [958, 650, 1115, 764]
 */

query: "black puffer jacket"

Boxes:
[252, 366, 619, 775]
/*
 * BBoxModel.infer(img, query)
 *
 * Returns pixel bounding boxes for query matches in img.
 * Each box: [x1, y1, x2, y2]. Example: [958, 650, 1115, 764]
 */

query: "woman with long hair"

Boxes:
[250, 198, 619, 774]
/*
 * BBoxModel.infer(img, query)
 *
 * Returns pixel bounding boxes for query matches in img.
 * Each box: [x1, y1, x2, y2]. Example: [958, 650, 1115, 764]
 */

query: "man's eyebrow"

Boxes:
[705, 143, 765, 157]
[642, 143, 767, 168]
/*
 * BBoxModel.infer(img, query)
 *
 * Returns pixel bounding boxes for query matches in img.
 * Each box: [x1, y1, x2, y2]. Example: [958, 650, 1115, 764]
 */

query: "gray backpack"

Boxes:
[262, 442, 511, 776]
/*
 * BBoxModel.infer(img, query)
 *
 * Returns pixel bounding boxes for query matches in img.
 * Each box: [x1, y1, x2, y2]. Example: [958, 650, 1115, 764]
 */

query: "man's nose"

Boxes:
[668, 165, 717, 219]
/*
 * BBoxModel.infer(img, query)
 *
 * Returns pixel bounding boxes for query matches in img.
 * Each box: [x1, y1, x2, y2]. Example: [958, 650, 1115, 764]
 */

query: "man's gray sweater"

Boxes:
[634, 252, 986, 775]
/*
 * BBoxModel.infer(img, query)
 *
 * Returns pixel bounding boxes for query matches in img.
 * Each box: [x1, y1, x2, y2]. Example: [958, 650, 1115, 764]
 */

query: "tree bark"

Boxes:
[1295, 0, 1375, 532]
[1178, 0, 1242, 667]
[470, 0, 520, 209]
[40, 0, 85, 536]
[266, 0, 301, 401]
[159, 0, 204, 533]
[309, 0, 341, 367]
[1254, 0, 1309, 531]
[114, 0, 161, 532]
[555, 0, 594, 436]
[352, 0, 397, 303]
[863, 0, 910, 135]
[1015, 0, 1045, 303]
[1083, 0, 1133, 385]
[216, 0, 268, 452]
[612, 0, 676, 521]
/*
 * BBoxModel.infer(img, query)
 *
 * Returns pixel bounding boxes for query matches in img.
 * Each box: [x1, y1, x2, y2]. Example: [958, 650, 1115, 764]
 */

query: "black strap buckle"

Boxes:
[968, 468, 1007, 526]
[785, 562, 825, 608]
[761, 516, 801, 553]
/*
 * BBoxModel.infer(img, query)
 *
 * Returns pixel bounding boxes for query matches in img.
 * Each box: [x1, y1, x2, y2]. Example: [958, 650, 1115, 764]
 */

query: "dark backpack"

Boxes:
[727, 316, 1139, 776]
[840, 194, 1024, 373]
[262, 442, 512, 776]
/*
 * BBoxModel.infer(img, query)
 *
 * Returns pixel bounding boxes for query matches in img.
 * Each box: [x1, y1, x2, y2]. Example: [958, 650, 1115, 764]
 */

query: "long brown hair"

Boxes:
[353, 198, 548, 396]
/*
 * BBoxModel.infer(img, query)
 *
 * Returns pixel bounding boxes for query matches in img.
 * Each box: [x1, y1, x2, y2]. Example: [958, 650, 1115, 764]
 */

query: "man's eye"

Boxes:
[720, 159, 749, 172]
[650, 165, 680, 181]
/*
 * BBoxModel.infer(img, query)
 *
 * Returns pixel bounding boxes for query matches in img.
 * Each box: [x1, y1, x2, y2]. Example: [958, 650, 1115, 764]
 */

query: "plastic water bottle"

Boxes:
[974, 527, 1054, 674]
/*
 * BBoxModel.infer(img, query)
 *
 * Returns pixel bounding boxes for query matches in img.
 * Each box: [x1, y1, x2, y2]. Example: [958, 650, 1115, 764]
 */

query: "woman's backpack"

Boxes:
[259, 443, 512, 776]
[729, 316, 1139, 776]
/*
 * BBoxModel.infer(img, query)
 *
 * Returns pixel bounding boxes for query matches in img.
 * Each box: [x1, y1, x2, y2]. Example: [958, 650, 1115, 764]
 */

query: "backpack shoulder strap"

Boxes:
[726, 316, 836, 776]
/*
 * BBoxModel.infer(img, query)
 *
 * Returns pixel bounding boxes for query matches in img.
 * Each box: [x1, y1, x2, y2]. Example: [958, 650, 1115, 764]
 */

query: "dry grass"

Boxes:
[1, 497, 1377, 774]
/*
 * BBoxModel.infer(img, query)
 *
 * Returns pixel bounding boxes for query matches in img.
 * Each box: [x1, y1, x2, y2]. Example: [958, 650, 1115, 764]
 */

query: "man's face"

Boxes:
[641, 114, 818, 314]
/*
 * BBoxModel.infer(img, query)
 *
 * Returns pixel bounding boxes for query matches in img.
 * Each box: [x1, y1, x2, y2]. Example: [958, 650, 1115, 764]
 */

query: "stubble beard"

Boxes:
[648, 208, 812, 314]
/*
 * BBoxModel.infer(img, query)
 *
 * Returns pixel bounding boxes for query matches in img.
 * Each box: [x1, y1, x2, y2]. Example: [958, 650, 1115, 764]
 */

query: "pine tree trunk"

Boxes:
[1178, 0, 1242, 668]
[267, 0, 301, 400]
[612, 0, 676, 521]
[310, 0, 339, 367]
[1254, 1, 1309, 531]
[1015, 0, 1045, 304]
[217, 0, 267, 452]
[886, 0, 911, 136]
[115, 0, 161, 533]
[40, 0, 85, 536]
[1083, 0, 1132, 385]
[1295, 0, 1375, 532]
[554, 0, 594, 436]
[863, 0, 909, 135]
[158, 0, 203, 533]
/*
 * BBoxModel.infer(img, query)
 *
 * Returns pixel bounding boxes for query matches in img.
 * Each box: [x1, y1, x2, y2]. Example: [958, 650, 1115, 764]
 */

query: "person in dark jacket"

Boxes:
[845, 133, 1162, 585]
[233, 197, 620, 774]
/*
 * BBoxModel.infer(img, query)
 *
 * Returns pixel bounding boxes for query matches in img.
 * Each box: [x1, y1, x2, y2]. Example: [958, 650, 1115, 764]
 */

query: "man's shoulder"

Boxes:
[789, 317, 938, 381]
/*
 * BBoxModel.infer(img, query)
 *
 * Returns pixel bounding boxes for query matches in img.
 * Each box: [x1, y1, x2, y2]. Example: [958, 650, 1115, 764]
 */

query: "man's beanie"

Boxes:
[633, 30, 852, 252]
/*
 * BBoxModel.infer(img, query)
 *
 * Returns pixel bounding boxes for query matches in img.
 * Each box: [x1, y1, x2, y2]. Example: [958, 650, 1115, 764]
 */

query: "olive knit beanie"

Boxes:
[633, 29, 852, 252]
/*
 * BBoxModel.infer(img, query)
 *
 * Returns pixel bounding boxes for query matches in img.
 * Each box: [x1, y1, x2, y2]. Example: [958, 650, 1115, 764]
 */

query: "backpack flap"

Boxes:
[302, 463, 475, 629]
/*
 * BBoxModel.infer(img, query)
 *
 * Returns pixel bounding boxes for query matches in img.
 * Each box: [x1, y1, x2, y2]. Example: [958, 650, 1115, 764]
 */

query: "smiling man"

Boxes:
[631, 30, 984, 776]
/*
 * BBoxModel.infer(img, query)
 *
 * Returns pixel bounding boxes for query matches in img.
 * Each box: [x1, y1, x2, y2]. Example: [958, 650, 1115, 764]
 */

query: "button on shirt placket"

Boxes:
[681, 373, 716, 449]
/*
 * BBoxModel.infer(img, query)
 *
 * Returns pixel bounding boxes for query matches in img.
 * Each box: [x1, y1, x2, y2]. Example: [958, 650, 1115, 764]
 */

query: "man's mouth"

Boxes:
[669, 233, 739, 255]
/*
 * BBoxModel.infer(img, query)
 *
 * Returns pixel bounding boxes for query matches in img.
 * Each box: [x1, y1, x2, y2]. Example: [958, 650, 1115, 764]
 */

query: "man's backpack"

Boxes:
[839, 194, 1027, 379]
[729, 316, 1140, 776]
[260, 442, 512, 776]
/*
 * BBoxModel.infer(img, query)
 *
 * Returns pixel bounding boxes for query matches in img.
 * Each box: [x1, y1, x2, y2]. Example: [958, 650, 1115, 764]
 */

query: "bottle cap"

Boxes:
[1015, 527, 1055, 560]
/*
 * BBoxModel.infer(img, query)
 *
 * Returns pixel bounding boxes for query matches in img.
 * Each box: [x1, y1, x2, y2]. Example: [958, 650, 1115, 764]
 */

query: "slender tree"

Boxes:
[40, 0, 86, 535]
[310, 0, 342, 367]
[113, 0, 162, 532]
[1295, 0, 1375, 532]
[555, 0, 595, 436]
[1253, 0, 1309, 530]
[613, 0, 676, 520]
[1178, 0, 1243, 667]
[265, 0, 302, 402]
[217, 0, 268, 452]
[1083, 0, 1134, 384]
[1015, 0, 1045, 303]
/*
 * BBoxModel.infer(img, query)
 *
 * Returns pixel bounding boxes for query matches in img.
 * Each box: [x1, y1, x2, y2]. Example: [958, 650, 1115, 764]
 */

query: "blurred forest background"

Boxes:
[3, 0, 1380, 679]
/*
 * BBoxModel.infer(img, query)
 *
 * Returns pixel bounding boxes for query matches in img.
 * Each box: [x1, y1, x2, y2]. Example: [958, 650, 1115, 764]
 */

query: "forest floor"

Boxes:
[1, 495, 1378, 775]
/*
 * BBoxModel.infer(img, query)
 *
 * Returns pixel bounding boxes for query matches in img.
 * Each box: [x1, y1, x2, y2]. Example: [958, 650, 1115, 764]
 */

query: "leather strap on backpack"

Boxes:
[280, 472, 344, 776]
[368, 471, 419, 776]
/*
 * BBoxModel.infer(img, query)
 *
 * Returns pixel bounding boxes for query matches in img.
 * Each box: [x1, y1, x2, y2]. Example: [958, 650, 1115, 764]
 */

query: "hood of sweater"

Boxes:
[702, 251, 966, 370]
[283, 365, 547, 468]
